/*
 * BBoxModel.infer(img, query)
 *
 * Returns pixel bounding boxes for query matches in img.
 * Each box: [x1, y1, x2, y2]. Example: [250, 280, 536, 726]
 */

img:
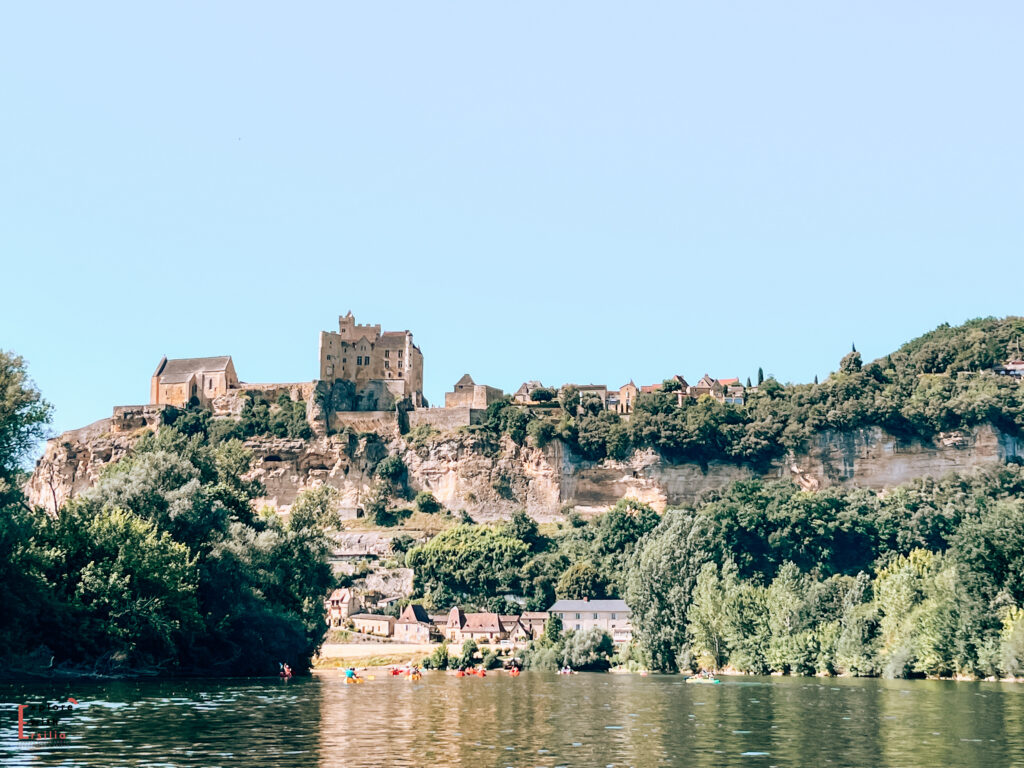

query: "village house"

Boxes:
[512, 380, 546, 404]
[150, 355, 239, 409]
[500, 616, 534, 644]
[519, 612, 549, 640]
[444, 374, 504, 409]
[350, 613, 395, 637]
[444, 608, 508, 644]
[325, 588, 362, 627]
[616, 381, 639, 414]
[394, 604, 437, 643]
[548, 598, 633, 644]
[995, 360, 1024, 378]
[573, 384, 609, 409]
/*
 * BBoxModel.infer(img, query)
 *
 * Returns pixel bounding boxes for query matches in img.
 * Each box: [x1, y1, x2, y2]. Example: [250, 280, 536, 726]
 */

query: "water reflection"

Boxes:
[1, 673, 1022, 767]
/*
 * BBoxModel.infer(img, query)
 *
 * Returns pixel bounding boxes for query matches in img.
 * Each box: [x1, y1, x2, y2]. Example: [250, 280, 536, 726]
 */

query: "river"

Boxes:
[2, 672, 1023, 767]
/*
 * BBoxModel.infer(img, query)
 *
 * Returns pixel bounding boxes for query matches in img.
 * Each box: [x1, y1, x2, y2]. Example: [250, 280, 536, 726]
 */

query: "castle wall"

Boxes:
[408, 407, 485, 431]
[329, 411, 399, 435]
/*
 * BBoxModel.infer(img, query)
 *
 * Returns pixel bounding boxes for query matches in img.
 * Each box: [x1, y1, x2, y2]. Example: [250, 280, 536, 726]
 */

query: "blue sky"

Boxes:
[2, 2, 1022, 439]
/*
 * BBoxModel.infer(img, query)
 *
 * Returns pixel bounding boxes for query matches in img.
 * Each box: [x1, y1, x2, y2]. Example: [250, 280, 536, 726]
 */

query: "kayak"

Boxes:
[685, 677, 721, 684]
[344, 677, 363, 684]
[409, 674, 422, 682]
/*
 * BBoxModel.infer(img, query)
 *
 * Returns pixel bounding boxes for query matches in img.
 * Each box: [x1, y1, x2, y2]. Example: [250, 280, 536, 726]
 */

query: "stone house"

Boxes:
[512, 381, 546, 404]
[519, 611, 549, 640]
[616, 381, 639, 414]
[325, 588, 362, 627]
[444, 374, 504, 409]
[350, 613, 395, 637]
[548, 598, 632, 644]
[460, 613, 506, 644]
[500, 616, 533, 644]
[394, 604, 436, 643]
[150, 356, 239, 409]
[318, 312, 424, 407]
[444, 608, 508, 643]
[687, 374, 724, 401]
[573, 384, 609, 410]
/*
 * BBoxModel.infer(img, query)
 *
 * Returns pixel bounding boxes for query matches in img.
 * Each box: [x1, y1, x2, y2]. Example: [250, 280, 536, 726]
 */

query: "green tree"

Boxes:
[414, 490, 442, 515]
[839, 350, 863, 374]
[561, 628, 615, 670]
[0, 350, 51, 494]
[530, 387, 556, 402]
[556, 561, 608, 600]
[406, 525, 531, 608]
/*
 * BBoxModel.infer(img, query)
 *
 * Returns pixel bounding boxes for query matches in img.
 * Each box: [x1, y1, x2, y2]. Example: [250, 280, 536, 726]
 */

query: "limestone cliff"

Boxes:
[25, 415, 1022, 521]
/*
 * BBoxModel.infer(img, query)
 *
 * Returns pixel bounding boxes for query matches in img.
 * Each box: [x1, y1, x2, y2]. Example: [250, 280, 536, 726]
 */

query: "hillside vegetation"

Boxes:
[3, 316, 1024, 679]
[482, 316, 1024, 467]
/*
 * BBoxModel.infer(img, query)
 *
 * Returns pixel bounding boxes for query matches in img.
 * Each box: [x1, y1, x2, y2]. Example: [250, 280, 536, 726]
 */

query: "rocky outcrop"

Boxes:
[26, 418, 1022, 519]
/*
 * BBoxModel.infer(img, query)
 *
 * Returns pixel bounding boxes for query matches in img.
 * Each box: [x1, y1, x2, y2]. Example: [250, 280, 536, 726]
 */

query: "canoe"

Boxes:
[685, 677, 721, 684]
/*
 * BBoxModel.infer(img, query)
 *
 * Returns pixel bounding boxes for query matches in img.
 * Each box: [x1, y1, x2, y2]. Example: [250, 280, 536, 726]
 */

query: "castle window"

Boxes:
[398, 361, 403, 369]
[357, 356, 363, 365]
[342, 358, 346, 363]
[385, 361, 389, 368]
[398, 350, 403, 358]
[384, 351, 390, 358]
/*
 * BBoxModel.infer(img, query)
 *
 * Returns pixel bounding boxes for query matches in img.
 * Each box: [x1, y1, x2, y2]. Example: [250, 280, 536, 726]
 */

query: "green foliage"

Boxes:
[414, 490, 442, 515]
[561, 628, 616, 670]
[527, 418, 556, 448]
[406, 525, 532, 609]
[558, 385, 580, 414]
[541, 318, 1024, 469]
[628, 464, 1024, 679]
[375, 455, 407, 484]
[0, 350, 51, 492]
[556, 561, 608, 600]
[504, 510, 544, 552]
[424, 640, 450, 670]
[0, 373, 339, 675]
[406, 424, 440, 449]
[530, 387, 556, 402]
[458, 638, 479, 668]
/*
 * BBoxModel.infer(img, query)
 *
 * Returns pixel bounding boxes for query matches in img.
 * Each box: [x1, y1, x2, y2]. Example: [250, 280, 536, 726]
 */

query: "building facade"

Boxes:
[444, 374, 504, 409]
[548, 599, 632, 644]
[394, 604, 436, 642]
[150, 356, 239, 409]
[318, 312, 424, 407]
[350, 613, 395, 637]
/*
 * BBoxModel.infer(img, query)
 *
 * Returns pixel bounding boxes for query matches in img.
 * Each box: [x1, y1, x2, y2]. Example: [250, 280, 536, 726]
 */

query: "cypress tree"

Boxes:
[757, 367, 764, 385]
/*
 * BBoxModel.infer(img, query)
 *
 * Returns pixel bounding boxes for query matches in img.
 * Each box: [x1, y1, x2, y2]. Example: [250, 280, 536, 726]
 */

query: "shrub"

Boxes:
[414, 491, 442, 515]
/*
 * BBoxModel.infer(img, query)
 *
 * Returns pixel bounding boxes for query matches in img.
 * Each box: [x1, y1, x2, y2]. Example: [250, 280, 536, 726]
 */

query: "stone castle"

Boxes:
[142, 311, 749, 434]
[318, 312, 424, 408]
[141, 312, 505, 436]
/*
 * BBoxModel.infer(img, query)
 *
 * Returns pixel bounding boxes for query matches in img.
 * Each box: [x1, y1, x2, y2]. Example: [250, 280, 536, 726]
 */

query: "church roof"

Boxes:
[455, 374, 475, 387]
[154, 356, 232, 384]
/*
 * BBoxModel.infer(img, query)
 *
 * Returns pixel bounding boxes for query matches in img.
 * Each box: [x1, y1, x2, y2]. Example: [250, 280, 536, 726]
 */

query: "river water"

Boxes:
[2, 672, 1023, 767]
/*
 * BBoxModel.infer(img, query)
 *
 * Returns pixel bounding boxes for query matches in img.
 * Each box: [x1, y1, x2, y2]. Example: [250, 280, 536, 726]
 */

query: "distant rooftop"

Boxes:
[549, 599, 630, 612]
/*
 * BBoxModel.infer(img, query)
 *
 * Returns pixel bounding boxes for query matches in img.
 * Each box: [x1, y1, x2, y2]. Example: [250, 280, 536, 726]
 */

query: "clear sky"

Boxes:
[2, 2, 1022, 439]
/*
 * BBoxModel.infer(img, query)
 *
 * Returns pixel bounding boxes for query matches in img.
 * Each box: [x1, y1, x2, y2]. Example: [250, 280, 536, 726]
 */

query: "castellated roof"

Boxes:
[154, 356, 232, 384]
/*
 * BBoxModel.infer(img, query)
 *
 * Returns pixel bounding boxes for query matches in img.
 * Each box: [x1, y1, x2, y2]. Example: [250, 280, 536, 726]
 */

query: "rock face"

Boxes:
[26, 419, 1022, 519]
